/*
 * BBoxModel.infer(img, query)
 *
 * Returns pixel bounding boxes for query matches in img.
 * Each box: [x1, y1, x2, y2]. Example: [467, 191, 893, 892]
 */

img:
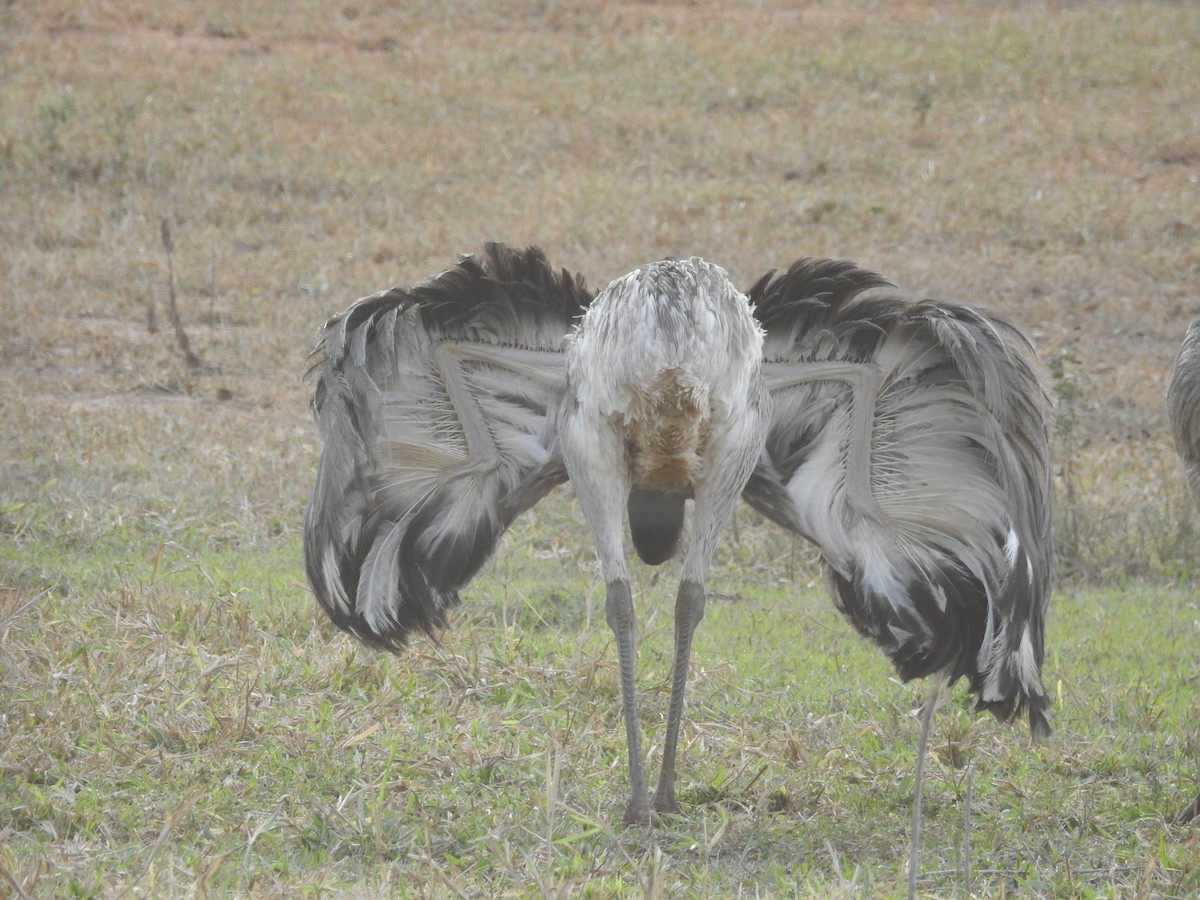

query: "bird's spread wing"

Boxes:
[742, 258, 1052, 735]
[304, 244, 592, 648]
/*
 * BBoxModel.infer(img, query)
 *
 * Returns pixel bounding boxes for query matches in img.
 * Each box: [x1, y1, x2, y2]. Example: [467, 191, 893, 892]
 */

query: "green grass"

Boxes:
[3, 0, 1200, 895]
[5, 507, 1200, 895]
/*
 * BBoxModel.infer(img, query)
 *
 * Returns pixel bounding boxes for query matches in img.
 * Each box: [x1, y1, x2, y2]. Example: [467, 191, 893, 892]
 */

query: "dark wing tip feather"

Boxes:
[747, 257, 895, 319]
[307, 243, 593, 382]
[974, 698, 1051, 740]
[303, 477, 461, 652]
[748, 257, 899, 366]
[977, 692, 1051, 740]
[1029, 701, 1052, 740]
[417, 243, 593, 346]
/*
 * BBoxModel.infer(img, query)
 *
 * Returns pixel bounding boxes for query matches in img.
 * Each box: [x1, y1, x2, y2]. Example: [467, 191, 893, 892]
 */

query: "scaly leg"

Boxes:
[651, 577, 705, 815]
[605, 575, 652, 825]
[651, 457, 751, 815]
[561, 422, 650, 824]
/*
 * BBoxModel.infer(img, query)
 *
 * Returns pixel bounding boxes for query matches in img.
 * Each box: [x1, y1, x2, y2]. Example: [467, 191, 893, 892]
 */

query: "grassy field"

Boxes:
[3, 0, 1200, 895]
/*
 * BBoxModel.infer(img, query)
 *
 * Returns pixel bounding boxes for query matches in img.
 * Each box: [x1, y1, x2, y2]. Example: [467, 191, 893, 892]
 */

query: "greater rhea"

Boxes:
[304, 243, 1052, 826]
[1167, 314, 1200, 825]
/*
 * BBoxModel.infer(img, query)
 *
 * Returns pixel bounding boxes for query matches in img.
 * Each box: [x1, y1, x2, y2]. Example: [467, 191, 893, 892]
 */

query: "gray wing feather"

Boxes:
[743, 257, 1052, 736]
[304, 244, 592, 648]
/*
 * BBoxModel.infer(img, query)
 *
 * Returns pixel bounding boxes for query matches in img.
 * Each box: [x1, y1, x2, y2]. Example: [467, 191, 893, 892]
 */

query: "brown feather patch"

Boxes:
[620, 366, 711, 493]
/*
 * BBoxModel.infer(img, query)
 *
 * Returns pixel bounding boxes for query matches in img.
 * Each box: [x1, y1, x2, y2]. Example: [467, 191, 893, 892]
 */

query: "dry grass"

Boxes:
[3, 0, 1200, 895]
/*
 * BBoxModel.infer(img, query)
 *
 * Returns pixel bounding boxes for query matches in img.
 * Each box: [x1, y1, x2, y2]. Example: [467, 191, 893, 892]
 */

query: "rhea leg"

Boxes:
[587, 506, 652, 825]
[606, 573, 652, 825]
[562, 426, 651, 824]
[650, 577, 706, 815]
[651, 473, 745, 815]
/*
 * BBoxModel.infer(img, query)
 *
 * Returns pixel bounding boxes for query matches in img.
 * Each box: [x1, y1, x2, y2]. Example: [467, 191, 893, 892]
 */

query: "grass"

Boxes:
[3, 0, 1200, 895]
[6, 515, 1200, 895]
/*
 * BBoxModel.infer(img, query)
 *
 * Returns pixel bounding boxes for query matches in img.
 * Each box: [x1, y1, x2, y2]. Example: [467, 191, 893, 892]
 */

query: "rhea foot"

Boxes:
[622, 793, 655, 827]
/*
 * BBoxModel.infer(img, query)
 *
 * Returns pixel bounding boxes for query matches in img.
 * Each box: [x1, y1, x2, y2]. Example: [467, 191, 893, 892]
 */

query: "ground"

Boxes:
[2, 1, 1199, 896]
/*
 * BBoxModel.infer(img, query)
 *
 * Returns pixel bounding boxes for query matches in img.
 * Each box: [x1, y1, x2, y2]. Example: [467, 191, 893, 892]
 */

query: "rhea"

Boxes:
[304, 243, 1052, 826]
[1167, 314, 1200, 825]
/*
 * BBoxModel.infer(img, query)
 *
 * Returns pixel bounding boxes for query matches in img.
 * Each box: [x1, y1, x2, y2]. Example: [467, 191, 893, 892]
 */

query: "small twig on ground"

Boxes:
[0, 587, 52, 631]
[112, 787, 203, 900]
[0, 859, 34, 900]
[145, 280, 158, 334]
[917, 865, 1142, 881]
[160, 218, 209, 373]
